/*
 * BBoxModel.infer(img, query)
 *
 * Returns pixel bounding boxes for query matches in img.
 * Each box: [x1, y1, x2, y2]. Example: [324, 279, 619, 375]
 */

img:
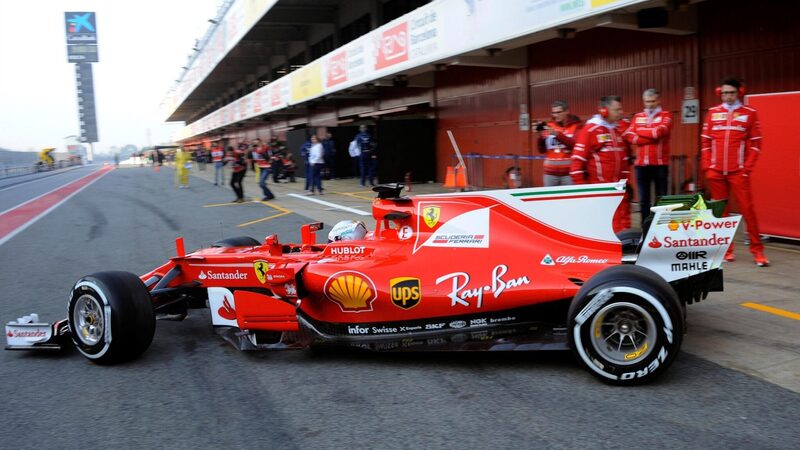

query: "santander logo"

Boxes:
[218, 296, 236, 321]
[648, 237, 663, 248]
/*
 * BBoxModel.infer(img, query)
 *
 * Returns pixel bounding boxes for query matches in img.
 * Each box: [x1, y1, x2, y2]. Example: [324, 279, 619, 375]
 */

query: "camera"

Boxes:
[535, 122, 547, 132]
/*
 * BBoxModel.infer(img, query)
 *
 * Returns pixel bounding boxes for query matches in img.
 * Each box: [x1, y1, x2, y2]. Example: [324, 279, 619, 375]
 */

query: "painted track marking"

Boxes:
[0, 166, 114, 247]
[741, 302, 800, 321]
[287, 193, 371, 216]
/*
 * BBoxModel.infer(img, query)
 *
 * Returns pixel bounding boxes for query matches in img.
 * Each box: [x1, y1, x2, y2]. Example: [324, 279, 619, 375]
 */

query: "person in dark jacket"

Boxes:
[322, 132, 336, 179]
[229, 147, 247, 203]
[355, 125, 376, 186]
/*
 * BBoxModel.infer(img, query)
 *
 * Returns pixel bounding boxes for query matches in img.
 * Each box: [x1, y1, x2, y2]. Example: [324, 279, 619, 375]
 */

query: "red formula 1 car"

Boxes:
[6, 182, 740, 385]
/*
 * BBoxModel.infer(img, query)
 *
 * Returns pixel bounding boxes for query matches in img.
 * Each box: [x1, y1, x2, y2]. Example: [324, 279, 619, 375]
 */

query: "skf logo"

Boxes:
[254, 260, 271, 284]
[423, 206, 440, 228]
[390, 277, 421, 309]
[324, 271, 377, 312]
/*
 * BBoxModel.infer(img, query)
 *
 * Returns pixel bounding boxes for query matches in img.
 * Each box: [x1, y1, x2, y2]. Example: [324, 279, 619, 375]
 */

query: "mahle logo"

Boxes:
[390, 277, 421, 309]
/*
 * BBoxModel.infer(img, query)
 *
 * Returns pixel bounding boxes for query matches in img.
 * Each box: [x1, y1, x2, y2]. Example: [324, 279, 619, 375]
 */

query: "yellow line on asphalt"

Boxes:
[256, 199, 291, 213]
[204, 201, 243, 207]
[332, 190, 375, 201]
[237, 211, 292, 227]
[741, 302, 800, 321]
[763, 244, 800, 255]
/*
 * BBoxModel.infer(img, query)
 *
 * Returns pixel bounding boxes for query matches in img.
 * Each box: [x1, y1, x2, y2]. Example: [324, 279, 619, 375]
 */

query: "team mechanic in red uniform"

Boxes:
[624, 88, 673, 225]
[701, 77, 769, 267]
[536, 100, 583, 186]
[570, 95, 631, 233]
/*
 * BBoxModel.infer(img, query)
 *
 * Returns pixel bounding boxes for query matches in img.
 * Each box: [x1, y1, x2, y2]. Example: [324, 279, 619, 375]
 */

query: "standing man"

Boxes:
[624, 88, 673, 225]
[252, 140, 274, 200]
[537, 100, 582, 186]
[229, 146, 247, 203]
[322, 132, 336, 179]
[348, 136, 361, 179]
[308, 135, 325, 195]
[355, 125, 377, 187]
[211, 144, 225, 186]
[174, 147, 190, 188]
[300, 136, 312, 192]
[701, 77, 768, 266]
[570, 96, 631, 233]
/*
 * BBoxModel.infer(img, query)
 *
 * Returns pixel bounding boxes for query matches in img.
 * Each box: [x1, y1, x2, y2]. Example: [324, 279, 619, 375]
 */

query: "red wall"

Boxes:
[435, 66, 529, 188]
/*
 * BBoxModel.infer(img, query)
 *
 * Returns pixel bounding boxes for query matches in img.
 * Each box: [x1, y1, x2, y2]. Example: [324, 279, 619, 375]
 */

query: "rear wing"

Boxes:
[635, 205, 741, 282]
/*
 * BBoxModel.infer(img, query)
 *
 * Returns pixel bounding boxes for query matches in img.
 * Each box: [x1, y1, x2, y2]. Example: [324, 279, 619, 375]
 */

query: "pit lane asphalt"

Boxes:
[0, 166, 798, 449]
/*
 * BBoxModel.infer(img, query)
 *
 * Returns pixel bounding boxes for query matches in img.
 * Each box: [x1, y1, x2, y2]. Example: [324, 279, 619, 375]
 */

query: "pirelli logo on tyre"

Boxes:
[390, 277, 421, 309]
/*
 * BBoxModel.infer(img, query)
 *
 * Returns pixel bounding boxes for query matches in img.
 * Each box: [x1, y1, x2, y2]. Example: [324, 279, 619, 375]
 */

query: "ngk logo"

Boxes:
[375, 22, 409, 69]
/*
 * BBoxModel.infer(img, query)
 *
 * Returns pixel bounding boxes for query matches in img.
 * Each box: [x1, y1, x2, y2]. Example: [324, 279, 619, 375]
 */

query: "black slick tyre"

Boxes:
[211, 236, 261, 248]
[567, 265, 684, 385]
[68, 271, 155, 364]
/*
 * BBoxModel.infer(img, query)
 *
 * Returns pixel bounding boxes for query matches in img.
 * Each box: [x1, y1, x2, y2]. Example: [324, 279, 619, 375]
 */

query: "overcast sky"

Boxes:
[0, 0, 220, 153]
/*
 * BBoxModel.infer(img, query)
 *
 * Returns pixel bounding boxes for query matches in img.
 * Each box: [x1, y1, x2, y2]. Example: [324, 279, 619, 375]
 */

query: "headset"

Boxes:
[599, 106, 609, 118]
[715, 84, 746, 97]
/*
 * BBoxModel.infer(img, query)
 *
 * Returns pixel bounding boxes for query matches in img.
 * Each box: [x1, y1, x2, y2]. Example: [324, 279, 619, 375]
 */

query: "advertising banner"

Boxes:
[65, 12, 97, 44]
[174, 0, 649, 140]
[291, 62, 323, 103]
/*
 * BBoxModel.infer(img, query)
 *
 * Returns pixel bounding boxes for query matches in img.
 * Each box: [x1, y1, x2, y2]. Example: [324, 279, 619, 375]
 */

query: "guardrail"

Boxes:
[0, 160, 81, 180]
[0, 164, 37, 179]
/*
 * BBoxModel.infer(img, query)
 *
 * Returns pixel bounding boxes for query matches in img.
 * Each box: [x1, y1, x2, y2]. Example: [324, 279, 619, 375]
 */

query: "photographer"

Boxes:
[536, 100, 582, 186]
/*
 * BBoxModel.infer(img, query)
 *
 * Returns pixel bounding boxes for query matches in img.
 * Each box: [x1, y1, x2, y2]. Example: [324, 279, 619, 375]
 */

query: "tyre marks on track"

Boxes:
[0, 166, 113, 247]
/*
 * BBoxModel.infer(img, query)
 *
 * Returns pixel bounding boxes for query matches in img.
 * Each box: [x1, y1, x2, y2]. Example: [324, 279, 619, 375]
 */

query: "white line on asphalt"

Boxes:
[287, 193, 371, 216]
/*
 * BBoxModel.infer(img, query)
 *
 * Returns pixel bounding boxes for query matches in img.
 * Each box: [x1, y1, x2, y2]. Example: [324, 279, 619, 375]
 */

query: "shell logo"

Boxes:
[324, 271, 377, 312]
[668, 222, 680, 231]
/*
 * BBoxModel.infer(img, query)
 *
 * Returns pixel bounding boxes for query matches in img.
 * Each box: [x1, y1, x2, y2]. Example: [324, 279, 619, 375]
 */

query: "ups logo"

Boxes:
[390, 277, 421, 309]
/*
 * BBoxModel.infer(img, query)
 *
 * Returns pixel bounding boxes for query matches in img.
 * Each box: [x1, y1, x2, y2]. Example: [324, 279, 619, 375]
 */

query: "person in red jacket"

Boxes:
[570, 96, 631, 232]
[624, 88, 673, 225]
[536, 100, 583, 186]
[701, 77, 768, 266]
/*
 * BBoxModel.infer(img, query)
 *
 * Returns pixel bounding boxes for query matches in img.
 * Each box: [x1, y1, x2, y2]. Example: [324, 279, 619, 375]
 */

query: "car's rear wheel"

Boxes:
[616, 229, 642, 256]
[567, 265, 683, 385]
[211, 236, 261, 248]
[68, 271, 155, 364]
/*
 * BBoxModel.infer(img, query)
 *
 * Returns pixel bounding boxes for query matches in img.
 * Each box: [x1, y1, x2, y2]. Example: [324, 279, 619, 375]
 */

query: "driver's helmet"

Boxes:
[328, 220, 368, 243]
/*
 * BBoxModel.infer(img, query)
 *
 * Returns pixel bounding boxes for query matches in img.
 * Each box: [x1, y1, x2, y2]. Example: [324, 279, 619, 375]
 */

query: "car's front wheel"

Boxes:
[567, 265, 684, 385]
[68, 271, 155, 364]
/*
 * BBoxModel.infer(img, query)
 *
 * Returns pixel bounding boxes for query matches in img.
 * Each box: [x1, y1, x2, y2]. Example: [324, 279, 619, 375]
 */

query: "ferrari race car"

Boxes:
[6, 181, 741, 385]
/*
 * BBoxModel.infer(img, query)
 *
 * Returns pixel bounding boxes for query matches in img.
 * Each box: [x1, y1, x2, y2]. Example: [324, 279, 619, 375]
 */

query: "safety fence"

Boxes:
[0, 160, 81, 180]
